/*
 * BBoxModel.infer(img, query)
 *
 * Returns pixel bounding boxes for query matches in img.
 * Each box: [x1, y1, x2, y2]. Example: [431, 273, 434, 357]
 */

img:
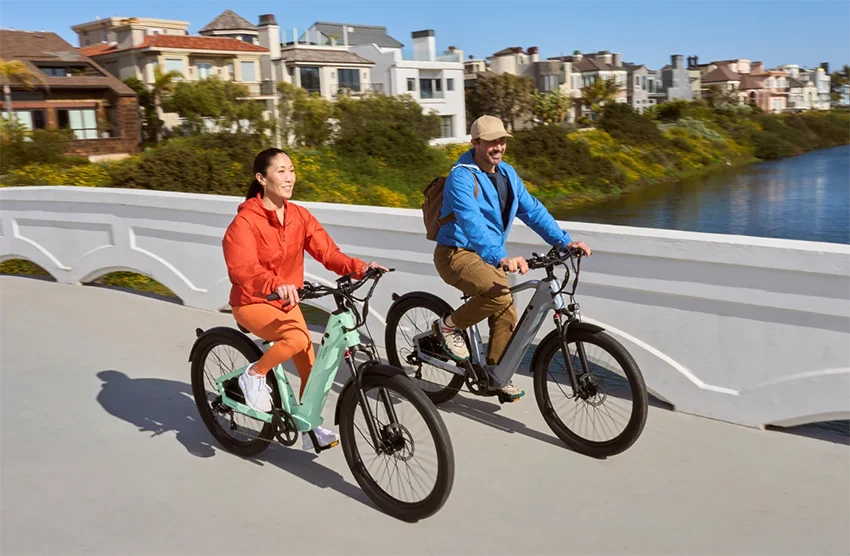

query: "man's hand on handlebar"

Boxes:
[499, 256, 529, 275]
[565, 241, 592, 257]
[273, 284, 300, 305]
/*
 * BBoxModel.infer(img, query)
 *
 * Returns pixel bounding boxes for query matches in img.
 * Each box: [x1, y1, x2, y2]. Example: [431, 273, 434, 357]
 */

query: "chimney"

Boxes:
[343, 25, 349, 46]
[672, 54, 683, 69]
[573, 52, 583, 61]
[751, 61, 764, 74]
[412, 29, 436, 62]
[821, 62, 829, 73]
[613, 53, 622, 67]
[258, 14, 281, 66]
[528, 46, 539, 63]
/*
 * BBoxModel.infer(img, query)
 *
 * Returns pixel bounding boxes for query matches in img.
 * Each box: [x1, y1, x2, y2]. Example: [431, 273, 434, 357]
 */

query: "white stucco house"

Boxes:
[303, 23, 467, 143]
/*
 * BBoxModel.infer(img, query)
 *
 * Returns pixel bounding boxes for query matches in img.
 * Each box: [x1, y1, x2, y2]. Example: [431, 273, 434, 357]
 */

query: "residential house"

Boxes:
[837, 82, 850, 107]
[787, 77, 818, 111]
[198, 10, 259, 45]
[488, 46, 572, 95]
[548, 51, 627, 120]
[463, 57, 488, 89]
[779, 63, 831, 110]
[74, 15, 272, 130]
[0, 30, 139, 159]
[342, 27, 466, 141]
[661, 55, 693, 101]
[700, 59, 792, 112]
[624, 63, 664, 113]
[255, 16, 376, 100]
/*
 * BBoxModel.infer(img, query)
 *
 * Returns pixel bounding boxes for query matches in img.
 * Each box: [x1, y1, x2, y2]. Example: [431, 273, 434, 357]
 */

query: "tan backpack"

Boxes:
[422, 169, 480, 241]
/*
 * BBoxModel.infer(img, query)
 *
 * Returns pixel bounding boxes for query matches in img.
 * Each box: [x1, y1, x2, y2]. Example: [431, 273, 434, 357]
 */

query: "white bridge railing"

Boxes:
[2, 186, 848, 429]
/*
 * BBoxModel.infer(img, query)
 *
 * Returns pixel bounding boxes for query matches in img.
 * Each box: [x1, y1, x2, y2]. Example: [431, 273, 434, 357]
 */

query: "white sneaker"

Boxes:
[237, 363, 272, 412]
[302, 426, 339, 451]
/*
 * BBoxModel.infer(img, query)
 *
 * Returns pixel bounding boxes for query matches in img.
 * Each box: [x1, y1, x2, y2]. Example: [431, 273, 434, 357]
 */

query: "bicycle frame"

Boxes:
[414, 275, 570, 387]
[214, 309, 361, 432]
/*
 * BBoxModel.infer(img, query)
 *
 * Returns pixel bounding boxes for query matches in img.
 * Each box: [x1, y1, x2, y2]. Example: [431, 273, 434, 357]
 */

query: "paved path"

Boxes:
[1, 276, 848, 555]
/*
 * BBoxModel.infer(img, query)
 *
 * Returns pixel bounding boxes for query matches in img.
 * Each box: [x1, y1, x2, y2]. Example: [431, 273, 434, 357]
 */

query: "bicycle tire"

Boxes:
[338, 370, 455, 522]
[385, 294, 465, 405]
[190, 331, 276, 457]
[532, 328, 648, 458]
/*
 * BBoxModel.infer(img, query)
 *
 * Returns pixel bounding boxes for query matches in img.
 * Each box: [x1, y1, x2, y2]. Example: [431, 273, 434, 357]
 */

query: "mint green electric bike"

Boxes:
[189, 268, 454, 522]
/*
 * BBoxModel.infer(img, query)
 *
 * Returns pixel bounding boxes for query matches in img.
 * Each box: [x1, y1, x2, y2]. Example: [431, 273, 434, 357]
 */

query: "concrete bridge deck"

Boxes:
[1, 276, 848, 555]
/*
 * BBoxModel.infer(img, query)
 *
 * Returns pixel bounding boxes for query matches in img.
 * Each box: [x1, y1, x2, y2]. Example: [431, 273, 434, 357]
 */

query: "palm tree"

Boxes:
[580, 76, 620, 119]
[1, 59, 47, 123]
[150, 65, 183, 143]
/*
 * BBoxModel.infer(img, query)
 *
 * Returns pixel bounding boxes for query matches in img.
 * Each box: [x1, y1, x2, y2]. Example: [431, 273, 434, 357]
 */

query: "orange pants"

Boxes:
[232, 303, 315, 397]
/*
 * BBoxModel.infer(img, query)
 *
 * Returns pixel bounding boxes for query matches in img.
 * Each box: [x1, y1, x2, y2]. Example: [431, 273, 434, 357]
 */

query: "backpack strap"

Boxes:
[438, 166, 481, 226]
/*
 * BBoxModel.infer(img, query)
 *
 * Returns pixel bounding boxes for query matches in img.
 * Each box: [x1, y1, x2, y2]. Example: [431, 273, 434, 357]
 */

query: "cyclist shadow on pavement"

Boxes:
[95, 369, 374, 510]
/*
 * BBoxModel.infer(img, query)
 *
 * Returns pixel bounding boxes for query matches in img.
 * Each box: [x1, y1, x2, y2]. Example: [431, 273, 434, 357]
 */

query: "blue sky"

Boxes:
[1, 1, 848, 70]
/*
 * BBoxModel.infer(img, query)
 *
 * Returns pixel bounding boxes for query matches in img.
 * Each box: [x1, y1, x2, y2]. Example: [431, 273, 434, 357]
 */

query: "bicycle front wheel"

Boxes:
[338, 368, 455, 522]
[532, 327, 648, 458]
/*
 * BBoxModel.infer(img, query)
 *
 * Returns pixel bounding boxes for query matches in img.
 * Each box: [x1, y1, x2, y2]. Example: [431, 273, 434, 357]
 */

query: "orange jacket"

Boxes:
[223, 195, 365, 311]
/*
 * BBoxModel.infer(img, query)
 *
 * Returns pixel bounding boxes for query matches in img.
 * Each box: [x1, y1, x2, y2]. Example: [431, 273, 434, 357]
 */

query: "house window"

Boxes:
[41, 67, 67, 77]
[407, 78, 415, 91]
[338, 69, 360, 92]
[635, 75, 640, 88]
[57, 108, 98, 139]
[542, 74, 559, 91]
[300, 67, 320, 92]
[1, 109, 46, 130]
[242, 34, 255, 44]
[226, 62, 234, 80]
[101, 29, 108, 43]
[440, 115, 454, 138]
[642, 76, 647, 90]
[240, 61, 257, 82]
[420, 78, 443, 99]
[446, 78, 455, 91]
[165, 58, 184, 79]
[196, 63, 213, 80]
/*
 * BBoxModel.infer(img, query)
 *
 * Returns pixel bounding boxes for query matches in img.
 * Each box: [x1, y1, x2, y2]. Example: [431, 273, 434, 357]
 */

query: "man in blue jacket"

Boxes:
[433, 115, 591, 398]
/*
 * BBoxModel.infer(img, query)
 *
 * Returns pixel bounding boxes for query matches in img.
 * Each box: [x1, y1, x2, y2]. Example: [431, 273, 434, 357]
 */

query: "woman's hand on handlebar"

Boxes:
[356, 261, 389, 279]
[274, 284, 300, 305]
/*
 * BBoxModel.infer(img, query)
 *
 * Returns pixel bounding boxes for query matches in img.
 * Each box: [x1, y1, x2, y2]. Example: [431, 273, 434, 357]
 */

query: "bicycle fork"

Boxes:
[552, 313, 591, 398]
[346, 353, 400, 455]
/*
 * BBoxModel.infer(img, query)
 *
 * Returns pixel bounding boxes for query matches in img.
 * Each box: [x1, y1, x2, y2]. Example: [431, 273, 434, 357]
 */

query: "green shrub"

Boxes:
[107, 141, 246, 195]
[333, 93, 441, 172]
[1, 122, 76, 172]
[510, 125, 625, 192]
[599, 103, 667, 146]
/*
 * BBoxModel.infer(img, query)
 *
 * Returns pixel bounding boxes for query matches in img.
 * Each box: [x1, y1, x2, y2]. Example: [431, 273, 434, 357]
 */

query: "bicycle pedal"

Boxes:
[497, 391, 525, 404]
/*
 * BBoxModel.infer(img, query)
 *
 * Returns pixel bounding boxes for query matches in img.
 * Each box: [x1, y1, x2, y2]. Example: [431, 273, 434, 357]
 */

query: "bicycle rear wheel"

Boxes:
[532, 327, 648, 458]
[190, 331, 275, 457]
[338, 368, 455, 522]
[385, 294, 465, 404]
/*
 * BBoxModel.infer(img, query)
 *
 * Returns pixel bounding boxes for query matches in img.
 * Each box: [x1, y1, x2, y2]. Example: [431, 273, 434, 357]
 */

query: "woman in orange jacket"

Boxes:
[223, 148, 386, 451]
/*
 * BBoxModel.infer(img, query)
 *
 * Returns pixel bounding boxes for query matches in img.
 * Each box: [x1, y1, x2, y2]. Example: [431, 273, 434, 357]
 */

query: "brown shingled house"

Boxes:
[0, 29, 139, 159]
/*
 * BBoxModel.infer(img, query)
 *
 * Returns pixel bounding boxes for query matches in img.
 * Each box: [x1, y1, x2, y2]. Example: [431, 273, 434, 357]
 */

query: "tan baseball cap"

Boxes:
[470, 115, 512, 141]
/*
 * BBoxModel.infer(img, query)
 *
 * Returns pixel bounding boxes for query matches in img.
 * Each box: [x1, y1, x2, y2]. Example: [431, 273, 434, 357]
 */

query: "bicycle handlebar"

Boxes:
[266, 266, 394, 304]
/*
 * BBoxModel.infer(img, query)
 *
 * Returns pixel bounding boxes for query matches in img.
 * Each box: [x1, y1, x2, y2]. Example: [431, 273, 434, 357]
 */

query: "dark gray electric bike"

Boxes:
[385, 246, 648, 458]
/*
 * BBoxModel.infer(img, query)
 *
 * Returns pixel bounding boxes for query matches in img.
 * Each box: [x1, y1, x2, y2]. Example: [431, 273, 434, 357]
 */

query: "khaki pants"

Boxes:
[433, 245, 517, 365]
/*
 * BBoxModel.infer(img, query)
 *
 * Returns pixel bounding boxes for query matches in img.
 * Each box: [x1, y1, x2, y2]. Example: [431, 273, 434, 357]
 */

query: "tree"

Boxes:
[580, 76, 620, 119]
[123, 77, 159, 145]
[162, 77, 271, 136]
[291, 90, 335, 147]
[532, 89, 571, 125]
[333, 92, 440, 169]
[467, 73, 535, 130]
[1, 59, 47, 122]
[703, 84, 740, 109]
[150, 65, 183, 143]
[830, 64, 849, 103]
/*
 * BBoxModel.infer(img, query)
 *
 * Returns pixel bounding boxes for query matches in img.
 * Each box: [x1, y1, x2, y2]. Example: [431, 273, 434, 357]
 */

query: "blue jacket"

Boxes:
[435, 149, 572, 266]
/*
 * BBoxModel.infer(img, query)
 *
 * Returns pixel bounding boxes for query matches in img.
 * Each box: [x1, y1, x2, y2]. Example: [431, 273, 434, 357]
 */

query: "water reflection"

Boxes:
[557, 145, 850, 244]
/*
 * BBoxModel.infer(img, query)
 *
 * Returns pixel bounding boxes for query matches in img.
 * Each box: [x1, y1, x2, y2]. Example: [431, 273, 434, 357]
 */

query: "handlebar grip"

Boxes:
[266, 293, 280, 302]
